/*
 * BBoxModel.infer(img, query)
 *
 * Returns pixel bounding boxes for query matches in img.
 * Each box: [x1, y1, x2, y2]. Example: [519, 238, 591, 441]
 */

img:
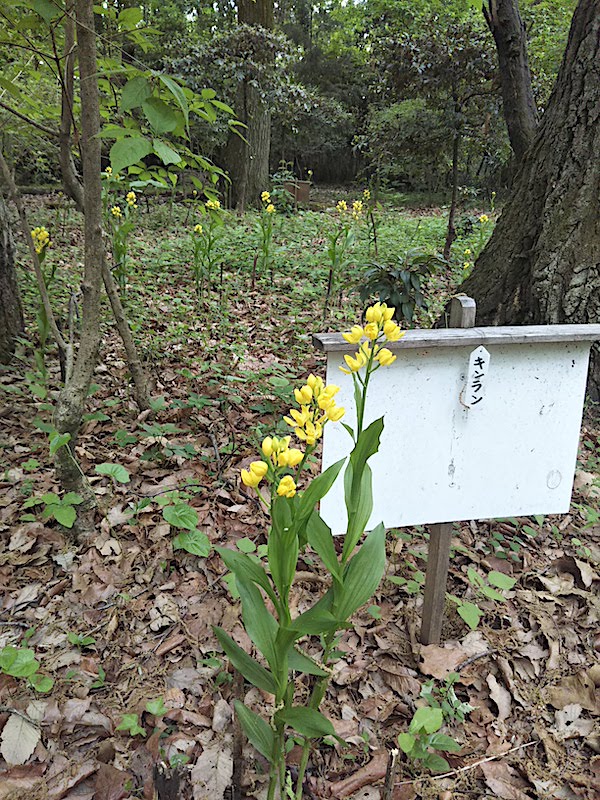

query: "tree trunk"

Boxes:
[0, 192, 23, 364]
[460, 0, 600, 391]
[483, 0, 538, 161]
[443, 125, 461, 260]
[53, 0, 104, 504]
[224, 0, 273, 210]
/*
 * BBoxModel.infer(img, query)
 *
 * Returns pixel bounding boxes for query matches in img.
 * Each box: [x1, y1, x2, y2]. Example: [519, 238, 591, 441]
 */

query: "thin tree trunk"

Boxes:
[53, 0, 104, 509]
[0, 192, 23, 364]
[483, 0, 538, 160]
[459, 0, 600, 392]
[443, 126, 461, 260]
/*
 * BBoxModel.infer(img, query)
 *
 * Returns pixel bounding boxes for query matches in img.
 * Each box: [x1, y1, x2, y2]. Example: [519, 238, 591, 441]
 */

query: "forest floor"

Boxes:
[0, 191, 599, 800]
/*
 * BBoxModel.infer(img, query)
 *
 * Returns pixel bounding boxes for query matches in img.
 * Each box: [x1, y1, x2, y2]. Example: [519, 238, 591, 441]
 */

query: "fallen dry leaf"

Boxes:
[480, 761, 533, 800]
[190, 738, 233, 800]
[327, 750, 388, 798]
[0, 712, 40, 765]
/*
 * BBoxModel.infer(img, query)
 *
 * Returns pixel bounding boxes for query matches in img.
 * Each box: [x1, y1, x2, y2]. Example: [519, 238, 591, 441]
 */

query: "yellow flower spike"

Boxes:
[206, 198, 221, 211]
[317, 386, 340, 410]
[261, 437, 274, 458]
[277, 475, 297, 498]
[464, 248, 471, 256]
[365, 302, 382, 323]
[352, 200, 363, 215]
[364, 322, 379, 341]
[105, 166, 112, 175]
[383, 320, 403, 341]
[479, 214, 489, 224]
[111, 206, 122, 218]
[363, 188, 371, 201]
[294, 385, 313, 405]
[376, 348, 397, 367]
[326, 405, 345, 422]
[342, 325, 363, 344]
[194, 223, 203, 234]
[306, 374, 324, 394]
[261, 191, 271, 203]
[266, 203, 275, 214]
[336, 200, 347, 213]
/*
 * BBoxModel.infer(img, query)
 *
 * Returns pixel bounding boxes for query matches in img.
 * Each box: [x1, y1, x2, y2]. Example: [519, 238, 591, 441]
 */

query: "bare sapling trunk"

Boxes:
[0, 192, 24, 364]
[52, 0, 104, 515]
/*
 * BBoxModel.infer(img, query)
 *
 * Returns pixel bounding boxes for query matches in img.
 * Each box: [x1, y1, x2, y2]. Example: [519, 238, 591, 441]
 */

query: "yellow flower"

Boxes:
[126, 191, 137, 207]
[306, 374, 324, 394]
[194, 223, 203, 234]
[192, 189, 198, 196]
[363, 322, 379, 341]
[479, 214, 489, 224]
[283, 406, 311, 429]
[261, 437, 274, 458]
[278, 448, 304, 468]
[326, 405, 345, 422]
[342, 325, 363, 344]
[111, 206, 122, 219]
[294, 385, 313, 405]
[266, 203, 276, 214]
[352, 200, 364, 218]
[336, 200, 347, 213]
[363, 188, 371, 201]
[294, 419, 322, 446]
[383, 320, 403, 341]
[241, 460, 268, 488]
[307, 169, 313, 178]
[463, 261, 472, 269]
[376, 348, 396, 367]
[261, 191, 271, 203]
[105, 166, 112, 175]
[277, 475, 297, 498]
[206, 198, 221, 211]
[316, 385, 340, 410]
[340, 351, 367, 374]
[464, 248, 471, 256]
[365, 302, 394, 324]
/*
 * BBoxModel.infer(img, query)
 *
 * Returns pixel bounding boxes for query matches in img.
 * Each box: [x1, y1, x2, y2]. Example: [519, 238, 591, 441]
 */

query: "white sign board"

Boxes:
[317, 326, 600, 531]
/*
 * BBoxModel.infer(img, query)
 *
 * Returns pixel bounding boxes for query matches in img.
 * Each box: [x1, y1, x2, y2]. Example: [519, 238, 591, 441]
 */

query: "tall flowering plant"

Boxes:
[190, 197, 224, 301]
[323, 199, 364, 320]
[256, 190, 276, 281]
[215, 304, 404, 800]
[108, 190, 137, 291]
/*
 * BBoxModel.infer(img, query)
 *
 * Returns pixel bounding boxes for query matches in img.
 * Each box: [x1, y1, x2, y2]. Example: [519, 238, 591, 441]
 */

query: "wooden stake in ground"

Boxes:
[420, 295, 476, 646]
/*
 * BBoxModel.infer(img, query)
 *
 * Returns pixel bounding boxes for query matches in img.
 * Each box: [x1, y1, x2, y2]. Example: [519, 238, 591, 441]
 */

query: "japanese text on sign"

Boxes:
[464, 345, 490, 408]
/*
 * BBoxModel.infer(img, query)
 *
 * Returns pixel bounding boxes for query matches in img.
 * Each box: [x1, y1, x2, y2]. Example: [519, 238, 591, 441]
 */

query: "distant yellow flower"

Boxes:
[479, 214, 489, 224]
[241, 460, 268, 488]
[31, 226, 51, 255]
[464, 248, 471, 256]
[336, 200, 347, 213]
[277, 475, 297, 498]
[266, 203, 275, 214]
[363, 188, 371, 201]
[206, 198, 221, 211]
[126, 191, 137, 207]
[194, 223, 203, 234]
[307, 169, 313, 178]
[105, 166, 112, 175]
[352, 200, 364, 218]
[261, 191, 271, 203]
[111, 206, 122, 219]
[463, 261, 472, 269]
[342, 325, 364, 344]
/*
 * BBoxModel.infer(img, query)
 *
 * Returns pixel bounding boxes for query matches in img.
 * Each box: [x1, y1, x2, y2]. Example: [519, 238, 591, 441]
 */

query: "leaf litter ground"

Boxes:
[0, 194, 599, 800]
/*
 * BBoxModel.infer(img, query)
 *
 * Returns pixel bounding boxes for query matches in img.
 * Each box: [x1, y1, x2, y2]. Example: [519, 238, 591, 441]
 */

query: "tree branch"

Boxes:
[0, 100, 59, 138]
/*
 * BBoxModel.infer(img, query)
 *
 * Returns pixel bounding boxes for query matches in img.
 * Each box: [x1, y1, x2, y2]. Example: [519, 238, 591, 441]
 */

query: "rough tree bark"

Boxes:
[225, 0, 273, 211]
[460, 0, 600, 393]
[0, 192, 23, 364]
[53, 0, 104, 501]
[483, 0, 538, 160]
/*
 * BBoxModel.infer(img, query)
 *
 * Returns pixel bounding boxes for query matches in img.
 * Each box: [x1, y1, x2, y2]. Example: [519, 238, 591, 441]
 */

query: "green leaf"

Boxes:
[142, 97, 178, 134]
[213, 627, 278, 694]
[49, 432, 71, 456]
[288, 648, 328, 677]
[172, 530, 210, 557]
[295, 458, 345, 533]
[397, 732, 415, 754]
[120, 76, 152, 112]
[216, 547, 277, 606]
[95, 463, 130, 483]
[279, 707, 336, 739]
[409, 707, 443, 735]
[306, 511, 341, 582]
[428, 733, 461, 752]
[234, 701, 274, 762]
[163, 503, 198, 531]
[457, 602, 483, 630]
[31, 0, 64, 22]
[0, 646, 39, 678]
[0, 77, 22, 99]
[52, 504, 77, 528]
[423, 753, 450, 773]
[145, 697, 167, 716]
[335, 523, 386, 620]
[110, 136, 153, 174]
[29, 673, 54, 693]
[118, 6, 143, 27]
[158, 74, 189, 132]
[343, 463, 374, 558]
[153, 138, 182, 165]
[116, 713, 146, 737]
[236, 538, 256, 554]
[237, 579, 278, 671]
[487, 571, 517, 591]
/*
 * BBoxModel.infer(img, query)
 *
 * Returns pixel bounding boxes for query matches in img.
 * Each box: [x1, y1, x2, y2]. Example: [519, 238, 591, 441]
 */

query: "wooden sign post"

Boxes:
[314, 299, 600, 644]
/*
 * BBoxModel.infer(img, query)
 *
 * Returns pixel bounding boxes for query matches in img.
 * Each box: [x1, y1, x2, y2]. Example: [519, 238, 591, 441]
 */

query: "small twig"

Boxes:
[394, 739, 538, 786]
[382, 748, 400, 800]
[456, 648, 497, 672]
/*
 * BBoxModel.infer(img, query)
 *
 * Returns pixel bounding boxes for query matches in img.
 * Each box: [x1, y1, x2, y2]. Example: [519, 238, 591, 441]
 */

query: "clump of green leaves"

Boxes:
[397, 707, 460, 773]
[358, 248, 446, 324]
[0, 645, 54, 693]
[448, 568, 516, 630]
[22, 492, 83, 529]
[420, 672, 475, 724]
